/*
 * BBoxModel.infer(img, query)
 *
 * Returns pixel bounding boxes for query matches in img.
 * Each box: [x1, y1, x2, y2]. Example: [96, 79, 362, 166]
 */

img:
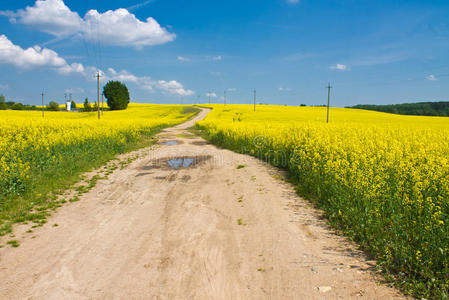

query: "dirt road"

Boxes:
[0, 109, 404, 299]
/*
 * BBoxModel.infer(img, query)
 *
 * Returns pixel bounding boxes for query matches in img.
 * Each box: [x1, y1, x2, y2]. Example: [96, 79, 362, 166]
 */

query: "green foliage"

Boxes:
[83, 98, 92, 112]
[181, 106, 200, 114]
[0, 94, 6, 110]
[70, 100, 76, 110]
[47, 101, 60, 111]
[103, 81, 130, 110]
[7, 240, 20, 247]
[11, 103, 24, 110]
[350, 101, 449, 117]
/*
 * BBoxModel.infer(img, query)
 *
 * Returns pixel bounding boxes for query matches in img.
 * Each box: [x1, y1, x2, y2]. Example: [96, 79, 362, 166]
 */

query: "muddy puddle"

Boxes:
[161, 141, 179, 145]
[141, 155, 212, 171]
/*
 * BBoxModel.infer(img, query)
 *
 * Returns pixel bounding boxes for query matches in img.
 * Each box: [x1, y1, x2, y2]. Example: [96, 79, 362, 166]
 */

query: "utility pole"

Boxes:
[327, 83, 332, 123]
[41, 91, 45, 118]
[254, 89, 256, 112]
[96, 71, 101, 120]
[101, 92, 104, 116]
[224, 90, 227, 106]
[197, 95, 200, 104]
[208, 92, 211, 104]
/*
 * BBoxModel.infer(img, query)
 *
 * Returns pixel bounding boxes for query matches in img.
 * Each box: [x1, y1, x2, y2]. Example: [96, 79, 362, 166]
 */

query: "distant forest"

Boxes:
[348, 101, 449, 117]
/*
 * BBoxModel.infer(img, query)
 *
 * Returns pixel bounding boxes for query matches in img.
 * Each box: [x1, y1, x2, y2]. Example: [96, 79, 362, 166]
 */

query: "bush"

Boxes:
[103, 81, 130, 110]
[47, 101, 60, 111]
[83, 98, 92, 112]
[0, 94, 6, 110]
[70, 101, 76, 111]
[11, 103, 24, 110]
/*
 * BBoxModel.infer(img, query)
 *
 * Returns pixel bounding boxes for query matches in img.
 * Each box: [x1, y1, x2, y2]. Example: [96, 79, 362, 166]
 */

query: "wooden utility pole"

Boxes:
[224, 90, 227, 106]
[327, 83, 332, 123]
[254, 89, 256, 112]
[101, 92, 104, 116]
[41, 92, 45, 118]
[96, 71, 101, 120]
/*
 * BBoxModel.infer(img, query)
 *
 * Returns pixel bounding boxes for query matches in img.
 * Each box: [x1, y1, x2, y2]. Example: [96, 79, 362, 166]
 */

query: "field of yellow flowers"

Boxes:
[196, 104, 449, 299]
[0, 104, 198, 236]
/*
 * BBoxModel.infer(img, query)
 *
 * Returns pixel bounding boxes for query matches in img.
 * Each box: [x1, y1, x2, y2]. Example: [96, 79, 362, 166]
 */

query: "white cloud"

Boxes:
[227, 88, 236, 92]
[155, 80, 194, 96]
[101, 69, 194, 96]
[177, 56, 191, 62]
[0, 84, 9, 90]
[330, 63, 349, 71]
[287, 0, 299, 3]
[212, 55, 222, 61]
[83, 9, 175, 48]
[5, 0, 82, 37]
[206, 92, 217, 98]
[0, 34, 193, 97]
[105, 68, 139, 82]
[279, 87, 292, 91]
[0, 34, 85, 74]
[1, 0, 175, 48]
[426, 74, 438, 81]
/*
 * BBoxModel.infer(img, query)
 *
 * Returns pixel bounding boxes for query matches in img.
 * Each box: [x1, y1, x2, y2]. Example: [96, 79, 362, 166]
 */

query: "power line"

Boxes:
[96, 71, 101, 120]
[327, 83, 332, 123]
[41, 91, 45, 118]
[254, 89, 256, 112]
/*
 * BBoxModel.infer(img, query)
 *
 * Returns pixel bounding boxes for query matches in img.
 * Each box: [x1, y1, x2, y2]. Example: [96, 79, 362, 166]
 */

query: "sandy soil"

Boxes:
[0, 108, 405, 299]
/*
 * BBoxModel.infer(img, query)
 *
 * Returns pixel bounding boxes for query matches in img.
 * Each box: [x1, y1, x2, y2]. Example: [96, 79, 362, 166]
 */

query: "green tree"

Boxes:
[103, 81, 130, 110]
[0, 94, 6, 110]
[70, 100, 77, 111]
[47, 101, 60, 111]
[11, 102, 24, 110]
[83, 98, 92, 112]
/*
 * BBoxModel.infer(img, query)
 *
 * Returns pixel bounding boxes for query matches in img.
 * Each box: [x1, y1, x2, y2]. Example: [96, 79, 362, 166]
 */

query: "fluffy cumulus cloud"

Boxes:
[0, 34, 194, 96]
[426, 74, 438, 81]
[102, 68, 194, 96]
[0, 34, 84, 74]
[155, 80, 194, 96]
[1, 0, 175, 48]
[330, 63, 349, 71]
[206, 92, 217, 98]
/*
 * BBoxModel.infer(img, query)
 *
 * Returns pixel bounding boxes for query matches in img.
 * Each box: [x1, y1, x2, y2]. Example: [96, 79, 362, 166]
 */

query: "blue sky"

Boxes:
[0, 0, 448, 106]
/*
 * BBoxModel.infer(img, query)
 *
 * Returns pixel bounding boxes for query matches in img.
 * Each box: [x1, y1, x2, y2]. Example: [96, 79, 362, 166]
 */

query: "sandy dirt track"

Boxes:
[0, 109, 405, 299]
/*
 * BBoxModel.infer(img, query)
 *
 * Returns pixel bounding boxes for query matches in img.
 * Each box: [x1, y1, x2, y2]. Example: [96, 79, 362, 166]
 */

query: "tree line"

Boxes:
[348, 101, 449, 117]
[0, 80, 130, 112]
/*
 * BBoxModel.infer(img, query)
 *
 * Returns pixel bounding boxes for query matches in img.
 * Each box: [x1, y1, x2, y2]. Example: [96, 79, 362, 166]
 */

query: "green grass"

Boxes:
[7, 240, 20, 247]
[237, 165, 245, 169]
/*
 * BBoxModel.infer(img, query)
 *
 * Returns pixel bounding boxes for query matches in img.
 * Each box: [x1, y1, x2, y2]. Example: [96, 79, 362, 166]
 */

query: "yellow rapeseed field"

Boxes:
[196, 104, 449, 298]
[0, 104, 197, 235]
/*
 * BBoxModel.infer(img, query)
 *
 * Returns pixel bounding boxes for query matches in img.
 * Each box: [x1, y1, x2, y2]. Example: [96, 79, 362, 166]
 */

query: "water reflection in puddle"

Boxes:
[162, 141, 179, 145]
[167, 158, 195, 169]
